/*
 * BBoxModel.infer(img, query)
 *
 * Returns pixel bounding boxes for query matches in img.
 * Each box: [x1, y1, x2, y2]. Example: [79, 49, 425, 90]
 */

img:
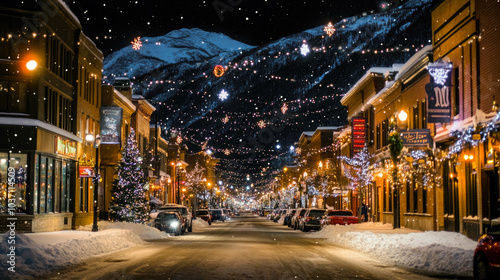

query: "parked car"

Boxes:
[291, 208, 308, 230]
[473, 227, 500, 280]
[299, 209, 325, 232]
[195, 209, 212, 225]
[209, 209, 226, 222]
[154, 212, 184, 236]
[158, 204, 193, 232]
[321, 210, 359, 227]
[284, 209, 297, 226]
[273, 209, 286, 222]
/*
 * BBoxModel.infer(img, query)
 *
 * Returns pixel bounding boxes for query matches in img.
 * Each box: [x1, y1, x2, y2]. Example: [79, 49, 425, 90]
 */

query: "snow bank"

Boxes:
[0, 222, 169, 279]
[192, 218, 210, 230]
[78, 221, 170, 240]
[309, 223, 476, 277]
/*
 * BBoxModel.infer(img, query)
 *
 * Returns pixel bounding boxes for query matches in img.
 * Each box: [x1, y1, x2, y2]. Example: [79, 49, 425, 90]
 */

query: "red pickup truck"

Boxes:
[321, 210, 359, 226]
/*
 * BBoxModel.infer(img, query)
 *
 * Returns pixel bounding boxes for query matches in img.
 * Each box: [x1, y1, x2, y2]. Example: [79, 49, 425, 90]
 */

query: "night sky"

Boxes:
[66, 0, 386, 55]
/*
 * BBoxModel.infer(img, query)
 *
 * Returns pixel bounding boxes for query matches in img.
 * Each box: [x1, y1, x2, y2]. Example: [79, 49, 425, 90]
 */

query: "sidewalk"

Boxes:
[308, 222, 476, 277]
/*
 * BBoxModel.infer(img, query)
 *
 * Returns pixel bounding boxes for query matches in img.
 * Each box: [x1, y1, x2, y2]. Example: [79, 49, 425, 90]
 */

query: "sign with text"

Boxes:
[401, 129, 431, 147]
[78, 166, 95, 177]
[425, 62, 453, 123]
[100, 107, 123, 144]
[352, 118, 366, 153]
[54, 136, 77, 157]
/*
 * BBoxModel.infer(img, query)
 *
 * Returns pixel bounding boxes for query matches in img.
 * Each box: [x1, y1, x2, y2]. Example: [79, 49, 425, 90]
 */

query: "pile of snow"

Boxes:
[78, 221, 170, 240]
[192, 218, 210, 230]
[309, 223, 476, 277]
[0, 222, 169, 279]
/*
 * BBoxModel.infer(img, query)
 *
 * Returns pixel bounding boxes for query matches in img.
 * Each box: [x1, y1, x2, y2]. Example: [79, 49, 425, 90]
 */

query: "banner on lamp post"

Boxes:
[425, 62, 453, 123]
[100, 107, 123, 144]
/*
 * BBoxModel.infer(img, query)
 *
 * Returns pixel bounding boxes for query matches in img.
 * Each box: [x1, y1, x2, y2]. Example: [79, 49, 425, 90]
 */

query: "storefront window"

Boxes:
[34, 154, 39, 212]
[40, 157, 47, 213]
[62, 162, 67, 212]
[47, 158, 53, 212]
[0, 153, 7, 213]
[0, 153, 29, 214]
[54, 160, 61, 212]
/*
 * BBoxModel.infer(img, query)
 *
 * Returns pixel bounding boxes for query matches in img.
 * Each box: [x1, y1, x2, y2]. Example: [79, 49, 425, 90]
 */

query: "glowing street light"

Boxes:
[26, 60, 37, 71]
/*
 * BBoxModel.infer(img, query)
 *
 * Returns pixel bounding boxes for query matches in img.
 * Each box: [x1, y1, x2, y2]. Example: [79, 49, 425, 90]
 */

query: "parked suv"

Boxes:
[159, 204, 193, 232]
[195, 209, 212, 225]
[473, 226, 500, 280]
[291, 208, 308, 230]
[284, 209, 297, 226]
[209, 209, 226, 222]
[299, 209, 324, 232]
[154, 211, 184, 236]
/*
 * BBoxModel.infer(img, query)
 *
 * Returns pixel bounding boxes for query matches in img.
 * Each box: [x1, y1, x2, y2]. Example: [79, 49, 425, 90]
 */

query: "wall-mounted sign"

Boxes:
[425, 61, 453, 123]
[100, 107, 123, 144]
[352, 118, 366, 153]
[55, 136, 77, 157]
[78, 166, 95, 177]
[401, 129, 431, 147]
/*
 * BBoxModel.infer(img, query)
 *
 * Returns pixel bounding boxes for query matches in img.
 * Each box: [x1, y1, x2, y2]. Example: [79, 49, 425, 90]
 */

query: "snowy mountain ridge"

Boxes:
[103, 28, 254, 80]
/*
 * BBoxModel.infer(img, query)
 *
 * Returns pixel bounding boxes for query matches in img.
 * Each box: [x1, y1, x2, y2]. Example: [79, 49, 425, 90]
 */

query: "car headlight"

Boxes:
[170, 221, 179, 228]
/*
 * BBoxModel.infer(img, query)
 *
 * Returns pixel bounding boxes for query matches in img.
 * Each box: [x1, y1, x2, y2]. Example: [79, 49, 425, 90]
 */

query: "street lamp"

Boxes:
[26, 60, 37, 71]
[91, 135, 101, 232]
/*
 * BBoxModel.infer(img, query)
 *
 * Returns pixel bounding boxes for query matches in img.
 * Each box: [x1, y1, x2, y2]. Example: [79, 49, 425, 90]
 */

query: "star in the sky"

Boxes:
[218, 89, 229, 101]
[300, 40, 310, 56]
[324, 22, 335, 37]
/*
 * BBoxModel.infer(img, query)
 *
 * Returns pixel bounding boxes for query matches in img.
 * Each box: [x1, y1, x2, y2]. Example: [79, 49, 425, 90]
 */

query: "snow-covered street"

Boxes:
[1, 214, 474, 280]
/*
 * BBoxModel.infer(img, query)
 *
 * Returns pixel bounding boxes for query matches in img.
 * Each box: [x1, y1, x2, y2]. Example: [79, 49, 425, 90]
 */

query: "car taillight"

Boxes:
[306, 216, 311, 221]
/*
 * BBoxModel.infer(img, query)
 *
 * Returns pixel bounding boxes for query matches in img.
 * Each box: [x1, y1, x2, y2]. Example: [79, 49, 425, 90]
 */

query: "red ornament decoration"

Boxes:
[213, 65, 225, 77]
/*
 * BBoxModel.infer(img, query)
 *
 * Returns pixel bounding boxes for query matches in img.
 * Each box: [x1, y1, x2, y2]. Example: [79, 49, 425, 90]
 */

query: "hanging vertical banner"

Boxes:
[352, 118, 366, 153]
[425, 61, 453, 123]
[100, 107, 123, 144]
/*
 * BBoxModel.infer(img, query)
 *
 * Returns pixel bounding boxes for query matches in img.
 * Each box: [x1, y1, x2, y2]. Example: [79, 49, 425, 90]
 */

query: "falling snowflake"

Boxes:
[324, 22, 336, 37]
[131, 37, 142, 50]
[281, 103, 288, 114]
[257, 120, 266, 129]
[218, 89, 229, 101]
[224, 149, 231, 155]
[222, 115, 230, 124]
[300, 40, 310, 56]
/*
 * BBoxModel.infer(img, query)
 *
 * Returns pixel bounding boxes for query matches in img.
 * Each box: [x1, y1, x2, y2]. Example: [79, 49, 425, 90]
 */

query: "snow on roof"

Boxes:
[112, 88, 136, 111]
[395, 45, 433, 80]
[0, 117, 82, 142]
[57, 0, 81, 26]
[341, 67, 392, 105]
[315, 126, 342, 131]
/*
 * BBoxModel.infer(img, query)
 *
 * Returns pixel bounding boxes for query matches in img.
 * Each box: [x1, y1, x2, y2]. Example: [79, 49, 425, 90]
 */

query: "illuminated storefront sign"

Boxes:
[55, 136, 77, 157]
[401, 129, 431, 147]
[425, 61, 453, 123]
[352, 118, 366, 153]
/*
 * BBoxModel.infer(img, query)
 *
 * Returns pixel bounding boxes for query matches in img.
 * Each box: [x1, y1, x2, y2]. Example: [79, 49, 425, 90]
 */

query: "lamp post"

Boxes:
[176, 163, 181, 205]
[392, 109, 407, 229]
[88, 134, 101, 232]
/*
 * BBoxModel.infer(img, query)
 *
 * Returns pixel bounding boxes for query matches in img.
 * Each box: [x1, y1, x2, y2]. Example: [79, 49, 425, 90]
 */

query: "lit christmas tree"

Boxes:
[109, 128, 148, 223]
[185, 161, 206, 209]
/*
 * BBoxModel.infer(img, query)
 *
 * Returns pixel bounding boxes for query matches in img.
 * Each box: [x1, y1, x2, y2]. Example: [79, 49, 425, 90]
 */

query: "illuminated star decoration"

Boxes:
[222, 115, 230, 124]
[324, 22, 336, 37]
[300, 40, 310, 56]
[218, 89, 229, 101]
[257, 120, 266, 129]
[224, 149, 231, 155]
[131, 37, 142, 50]
[176, 135, 182, 144]
[428, 67, 452, 86]
[281, 103, 288, 114]
[213, 65, 225, 77]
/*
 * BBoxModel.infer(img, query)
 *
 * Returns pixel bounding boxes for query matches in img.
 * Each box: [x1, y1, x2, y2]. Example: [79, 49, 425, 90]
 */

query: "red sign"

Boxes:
[352, 118, 366, 153]
[79, 166, 95, 177]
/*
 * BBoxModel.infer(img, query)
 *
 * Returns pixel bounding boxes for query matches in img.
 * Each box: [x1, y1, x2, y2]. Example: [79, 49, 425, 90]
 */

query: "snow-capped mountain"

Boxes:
[103, 0, 435, 187]
[103, 28, 254, 80]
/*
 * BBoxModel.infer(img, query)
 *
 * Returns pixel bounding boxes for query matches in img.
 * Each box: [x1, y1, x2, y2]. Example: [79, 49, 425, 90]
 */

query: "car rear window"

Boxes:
[161, 207, 187, 215]
[308, 210, 326, 217]
[328, 211, 354, 216]
[157, 213, 178, 220]
[196, 211, 208, 215]
[299, 209, 307, 215]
